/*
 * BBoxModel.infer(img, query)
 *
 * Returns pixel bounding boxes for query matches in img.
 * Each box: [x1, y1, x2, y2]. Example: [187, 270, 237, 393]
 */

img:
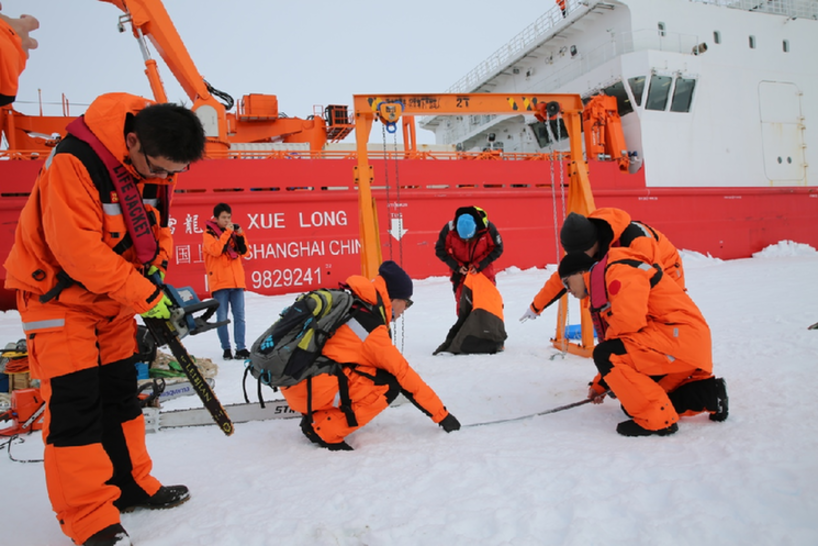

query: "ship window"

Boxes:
[658, 22, 666, 37]
[783, 40, 789, 52]
[749, 35, 756, 49]
[528, 119, 569, 148]
[628, 76, 646, 107]
[645, 75, 672, 111]
[670, 77, 696, 113]
[713, 31, 721, 44]
[529, 122, 551, 148]
[602, 81, 634, 116]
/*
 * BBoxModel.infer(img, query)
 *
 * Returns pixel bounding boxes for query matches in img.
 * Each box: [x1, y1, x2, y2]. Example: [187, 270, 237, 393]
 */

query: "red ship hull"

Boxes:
[2, 156, 816, 312]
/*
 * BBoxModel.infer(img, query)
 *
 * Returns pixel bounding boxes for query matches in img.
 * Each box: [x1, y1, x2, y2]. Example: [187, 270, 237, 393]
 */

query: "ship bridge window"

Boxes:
[713, 31, 721, 44]
[783, 39, 790, 52]
[658, 22, 666, 37]
[602, 81, 634, 116]
[645, 75, 672, 111]
[749, 35, 756, 49]
[628, 76, 646, 107]
[670, 77, 696, 113]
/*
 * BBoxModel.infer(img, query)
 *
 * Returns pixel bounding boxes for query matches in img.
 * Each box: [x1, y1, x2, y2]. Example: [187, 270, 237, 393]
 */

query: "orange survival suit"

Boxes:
[282, 274, 451, 445]
[528, 207, 684, 315]
[584, 246, 713, 431]
[3, 94, 174, 545]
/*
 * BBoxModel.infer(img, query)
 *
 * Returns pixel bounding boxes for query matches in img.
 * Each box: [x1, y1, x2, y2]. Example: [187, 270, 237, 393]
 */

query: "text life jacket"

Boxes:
[65, 117, 161, 266]
[588, 255, 664, 340]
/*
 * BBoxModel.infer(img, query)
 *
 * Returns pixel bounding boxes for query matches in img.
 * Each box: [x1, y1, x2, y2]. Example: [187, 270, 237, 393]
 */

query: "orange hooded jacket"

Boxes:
[4, 93, 173, 315]
[529, 207, 684, 314]
[589, 246, 711, 373]
[203, 223, 249, 293]
[281, 274, 449, 442]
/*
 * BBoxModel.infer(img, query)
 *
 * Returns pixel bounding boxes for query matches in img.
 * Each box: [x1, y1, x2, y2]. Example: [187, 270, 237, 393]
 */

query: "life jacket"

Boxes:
[65, 117, 164, 264]
[588, 255, 663, 340]
[37, 118, 167, 303]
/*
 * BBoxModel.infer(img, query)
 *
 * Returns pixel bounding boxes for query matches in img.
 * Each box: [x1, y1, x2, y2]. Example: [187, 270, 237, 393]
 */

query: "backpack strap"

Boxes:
[333, 370, 358, 427]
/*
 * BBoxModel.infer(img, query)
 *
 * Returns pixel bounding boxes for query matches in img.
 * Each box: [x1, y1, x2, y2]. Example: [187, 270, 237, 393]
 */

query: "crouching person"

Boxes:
[281, 261, 460, 450]
[558, 249, 728, 437]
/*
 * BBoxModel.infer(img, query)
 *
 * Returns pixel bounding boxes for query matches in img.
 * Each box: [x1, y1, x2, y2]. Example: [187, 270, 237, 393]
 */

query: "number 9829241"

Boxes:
[250, 267, 321, 289]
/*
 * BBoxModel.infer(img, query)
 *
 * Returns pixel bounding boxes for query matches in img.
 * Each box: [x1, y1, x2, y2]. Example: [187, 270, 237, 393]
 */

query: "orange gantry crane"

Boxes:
[352, 93, 598, 357]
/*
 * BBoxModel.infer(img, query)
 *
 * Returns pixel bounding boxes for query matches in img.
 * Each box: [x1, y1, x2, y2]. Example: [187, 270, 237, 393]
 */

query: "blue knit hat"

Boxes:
[378, 261, 413, 300]
[456, 214, 477, 239]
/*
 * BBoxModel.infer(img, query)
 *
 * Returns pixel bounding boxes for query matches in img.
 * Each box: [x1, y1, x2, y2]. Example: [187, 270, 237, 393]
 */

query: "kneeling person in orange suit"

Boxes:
[558, 249, 728, 437]
[281, 261, 461, 450]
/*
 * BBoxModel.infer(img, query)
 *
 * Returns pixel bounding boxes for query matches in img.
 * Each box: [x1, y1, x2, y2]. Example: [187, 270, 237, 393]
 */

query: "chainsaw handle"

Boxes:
[178, 298, 219, 322]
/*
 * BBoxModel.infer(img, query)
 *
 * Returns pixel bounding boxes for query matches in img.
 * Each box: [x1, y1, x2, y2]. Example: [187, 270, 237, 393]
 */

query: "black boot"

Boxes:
[300, 415, 354, 451]
[83, 523, 131, 546]
[120, 485, 190, 513]
[223, 349, 233, 360]
[616, 419, 678, 437]
[234, 348, 250, 359]
[709, 378, 729, 422]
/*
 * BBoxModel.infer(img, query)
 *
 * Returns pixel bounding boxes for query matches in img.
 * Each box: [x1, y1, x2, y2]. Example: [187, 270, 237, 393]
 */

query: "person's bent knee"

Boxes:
[593, 339, 626, 376]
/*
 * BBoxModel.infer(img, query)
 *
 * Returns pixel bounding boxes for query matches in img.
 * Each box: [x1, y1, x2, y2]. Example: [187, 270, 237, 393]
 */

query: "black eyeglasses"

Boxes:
[561, 278, 571, 290]
[404, 298, 414, 309]
[142, 149, 190, 177]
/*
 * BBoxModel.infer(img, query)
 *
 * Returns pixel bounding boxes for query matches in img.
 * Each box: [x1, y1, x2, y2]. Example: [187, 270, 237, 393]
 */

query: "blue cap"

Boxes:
[456, 214, 477, 239]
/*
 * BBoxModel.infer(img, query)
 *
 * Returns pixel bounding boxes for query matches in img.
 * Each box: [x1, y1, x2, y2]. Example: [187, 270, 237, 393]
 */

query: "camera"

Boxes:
[233, 223, 240, 230]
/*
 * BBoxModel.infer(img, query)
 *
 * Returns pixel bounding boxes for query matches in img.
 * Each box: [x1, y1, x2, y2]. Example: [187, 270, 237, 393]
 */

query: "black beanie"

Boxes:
[558, 252, 597, 279]
[560, 212, 598, 253]
[378, 261, 413, 300]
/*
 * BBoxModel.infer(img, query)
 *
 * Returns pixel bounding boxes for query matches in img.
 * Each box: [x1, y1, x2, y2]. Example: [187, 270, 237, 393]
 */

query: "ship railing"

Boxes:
[0, 148, 570, 163]
[713, 0, 817, 20]
[441, 0, 583, 97]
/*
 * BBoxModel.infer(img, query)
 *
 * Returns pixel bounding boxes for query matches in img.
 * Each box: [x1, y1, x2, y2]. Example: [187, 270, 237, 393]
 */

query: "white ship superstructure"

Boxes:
[421, 0, 818, 188]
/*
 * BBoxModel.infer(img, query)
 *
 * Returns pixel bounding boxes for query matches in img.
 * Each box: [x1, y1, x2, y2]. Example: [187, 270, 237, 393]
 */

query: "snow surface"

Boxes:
[2, 242, 818, 546]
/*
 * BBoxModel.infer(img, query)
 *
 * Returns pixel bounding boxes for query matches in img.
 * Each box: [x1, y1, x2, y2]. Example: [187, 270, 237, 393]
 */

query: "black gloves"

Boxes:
[439, 413, 461, 433]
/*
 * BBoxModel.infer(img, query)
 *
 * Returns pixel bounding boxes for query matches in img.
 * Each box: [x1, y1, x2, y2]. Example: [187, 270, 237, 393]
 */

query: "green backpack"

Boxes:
[244, 288, 362, 425]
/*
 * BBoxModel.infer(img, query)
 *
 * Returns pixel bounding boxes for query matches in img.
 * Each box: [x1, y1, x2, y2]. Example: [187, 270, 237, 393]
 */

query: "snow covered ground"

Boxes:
[2, 242, 817, 546]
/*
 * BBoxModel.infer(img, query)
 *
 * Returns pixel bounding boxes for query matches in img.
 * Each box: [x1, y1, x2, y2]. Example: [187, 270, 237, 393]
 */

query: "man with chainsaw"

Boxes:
[520, 207, 685, 323]
[557, 248, 728, 437]
[3, 93, 205, 546]
[435, 205, 504, 313]
[281, 260, 461, 451]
